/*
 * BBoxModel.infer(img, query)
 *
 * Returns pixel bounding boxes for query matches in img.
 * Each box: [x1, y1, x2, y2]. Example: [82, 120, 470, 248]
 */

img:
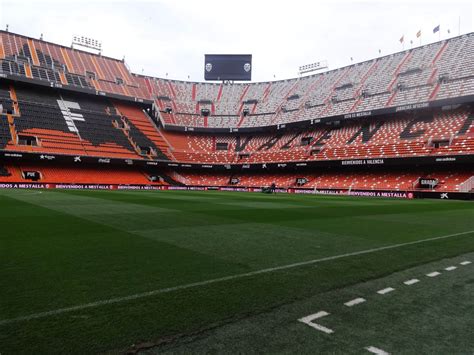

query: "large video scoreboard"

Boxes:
[204, 54, 252, 81]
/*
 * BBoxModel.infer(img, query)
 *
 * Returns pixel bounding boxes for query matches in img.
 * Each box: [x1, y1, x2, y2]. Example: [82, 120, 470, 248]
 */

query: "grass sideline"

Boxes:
[0, 189, 473, 353]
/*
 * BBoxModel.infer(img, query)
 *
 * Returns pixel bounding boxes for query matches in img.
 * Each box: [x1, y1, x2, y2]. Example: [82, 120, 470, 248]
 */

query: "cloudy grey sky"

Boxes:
[0, 0, 472, 82]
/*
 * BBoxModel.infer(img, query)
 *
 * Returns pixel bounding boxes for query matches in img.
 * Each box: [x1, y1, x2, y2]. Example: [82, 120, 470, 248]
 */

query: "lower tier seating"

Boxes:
[4, 84, 170, 161]
[0, 164, 167, 185]
[0, 116, 12, 149]
[0, 164, 471, 192]
[113, 102, 172, 160]
[174, 170, 473, 192]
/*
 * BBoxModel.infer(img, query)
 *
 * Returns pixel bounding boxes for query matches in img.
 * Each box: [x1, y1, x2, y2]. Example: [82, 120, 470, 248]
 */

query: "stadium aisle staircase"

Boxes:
[114, 102, 172, 160]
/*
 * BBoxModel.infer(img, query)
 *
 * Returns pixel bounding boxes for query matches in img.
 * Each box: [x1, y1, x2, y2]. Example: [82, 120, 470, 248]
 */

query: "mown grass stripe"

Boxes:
[1, 229, 473, 326]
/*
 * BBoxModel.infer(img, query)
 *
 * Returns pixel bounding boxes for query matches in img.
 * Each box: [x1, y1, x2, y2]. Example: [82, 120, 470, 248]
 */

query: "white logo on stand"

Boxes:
[243, 63, 251, 72]
[57, 100, 84, 133]
[205, 63, 212, 72]
[440, 193, 449, 199]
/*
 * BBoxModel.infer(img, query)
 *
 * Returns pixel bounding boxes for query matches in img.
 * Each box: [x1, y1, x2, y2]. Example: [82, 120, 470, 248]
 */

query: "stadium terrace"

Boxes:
[0, 30, 473, 197]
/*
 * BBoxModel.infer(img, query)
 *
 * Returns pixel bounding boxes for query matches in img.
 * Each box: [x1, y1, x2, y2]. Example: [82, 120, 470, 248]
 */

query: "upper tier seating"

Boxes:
[2, 30, 474, 129]
[149, 33, 474, 128]
[0, 31, 148, 99]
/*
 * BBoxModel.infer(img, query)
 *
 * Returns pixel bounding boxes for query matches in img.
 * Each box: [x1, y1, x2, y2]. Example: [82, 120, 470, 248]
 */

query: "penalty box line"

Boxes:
[1, 229, 473, 326]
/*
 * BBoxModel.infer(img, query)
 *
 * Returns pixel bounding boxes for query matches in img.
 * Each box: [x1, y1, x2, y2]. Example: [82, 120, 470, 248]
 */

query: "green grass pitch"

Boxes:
[0, 189, 473, 354]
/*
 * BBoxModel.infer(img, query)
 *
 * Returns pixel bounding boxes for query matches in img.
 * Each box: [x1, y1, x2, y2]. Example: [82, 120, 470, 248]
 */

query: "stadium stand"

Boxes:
[0, 31, 148, 99]
[0, 164, 168, 185]
[1, 83, 171, 160]
[2, 31, 474, 129]
[0, 30, 473, 196]
[145, 33, 474, 128]
[113, 102, 173, 160]
[0, 81, 14, 113]
[174, 170, 474, 192]
[0, 116, 12, 149]
[159, 107, 473, 164]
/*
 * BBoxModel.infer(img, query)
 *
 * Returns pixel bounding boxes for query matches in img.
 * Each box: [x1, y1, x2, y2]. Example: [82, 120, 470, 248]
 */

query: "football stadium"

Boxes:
[1, 1, 473, 353]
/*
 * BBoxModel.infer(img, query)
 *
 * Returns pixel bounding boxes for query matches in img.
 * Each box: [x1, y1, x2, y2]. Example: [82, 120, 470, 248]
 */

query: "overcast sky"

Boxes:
[0, 0, 472, 82]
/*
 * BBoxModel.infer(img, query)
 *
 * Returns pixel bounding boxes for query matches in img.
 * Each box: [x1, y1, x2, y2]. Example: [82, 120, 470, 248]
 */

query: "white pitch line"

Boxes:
[365, 346, 390, 355]
[1, 229, 473, 326]
[460, 261, 472, 265]
[444, 266, 457, 271]
[426, 271, 441, 277]
[298, 311, 334, 334]
[377, 287, 395, 295]
[344, 297, 366, 307]
[403, 279, 420, 286]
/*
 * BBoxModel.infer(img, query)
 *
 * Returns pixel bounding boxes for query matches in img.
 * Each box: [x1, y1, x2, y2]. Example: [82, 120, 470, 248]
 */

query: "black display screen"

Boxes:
[204, 54, 252, 81]
[419, 178, 439, 188]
